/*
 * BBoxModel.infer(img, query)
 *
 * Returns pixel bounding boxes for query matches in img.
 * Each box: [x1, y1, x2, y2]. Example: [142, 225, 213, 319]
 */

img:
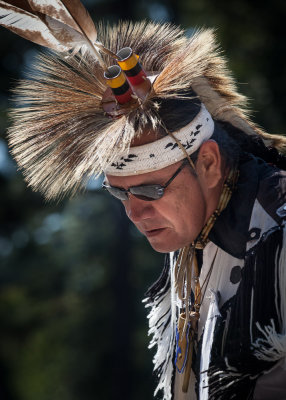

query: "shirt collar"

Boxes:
[209, 154, 275, 259]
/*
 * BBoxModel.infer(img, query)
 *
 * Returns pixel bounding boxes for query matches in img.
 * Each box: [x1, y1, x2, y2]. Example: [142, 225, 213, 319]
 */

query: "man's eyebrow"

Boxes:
[104, 179, 129, 190]
[106, 170, 172, 187]
[105, 179, 164, 190]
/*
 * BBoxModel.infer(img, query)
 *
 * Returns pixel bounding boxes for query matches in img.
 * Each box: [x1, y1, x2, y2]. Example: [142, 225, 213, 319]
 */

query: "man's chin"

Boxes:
[144, 228, 174, 253]
[147, 236, 182, 253]
[145, 230, 195, 253]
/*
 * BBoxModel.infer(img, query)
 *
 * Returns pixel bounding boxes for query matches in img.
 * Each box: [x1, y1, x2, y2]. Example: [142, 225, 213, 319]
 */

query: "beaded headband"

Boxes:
[105, 105, 214, 176]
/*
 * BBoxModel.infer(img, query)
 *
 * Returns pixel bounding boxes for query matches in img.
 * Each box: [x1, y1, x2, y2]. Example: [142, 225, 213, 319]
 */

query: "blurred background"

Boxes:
[0, 1, 285, 399]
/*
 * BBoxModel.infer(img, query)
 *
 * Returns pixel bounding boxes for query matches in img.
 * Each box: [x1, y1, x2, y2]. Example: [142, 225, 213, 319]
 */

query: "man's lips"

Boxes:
[144, 228, 166, 238]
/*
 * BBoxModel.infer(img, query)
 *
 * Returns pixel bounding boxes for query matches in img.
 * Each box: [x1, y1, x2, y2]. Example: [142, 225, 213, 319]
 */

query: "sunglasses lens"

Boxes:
[103, 185, 129, 201]
[103, 183, 164, 201]
[130, 185, 164, 201]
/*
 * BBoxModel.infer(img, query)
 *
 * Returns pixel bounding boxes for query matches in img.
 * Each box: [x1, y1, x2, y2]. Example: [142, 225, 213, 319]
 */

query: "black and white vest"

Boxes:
[144, 155, 286, 400]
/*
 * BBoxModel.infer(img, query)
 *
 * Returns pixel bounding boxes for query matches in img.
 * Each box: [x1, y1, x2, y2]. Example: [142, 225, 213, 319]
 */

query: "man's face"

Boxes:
[106, 161, 208, 253]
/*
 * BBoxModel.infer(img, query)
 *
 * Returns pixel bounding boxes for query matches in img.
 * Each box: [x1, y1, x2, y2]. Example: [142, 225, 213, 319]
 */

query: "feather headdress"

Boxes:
[1, 1, 285, 199]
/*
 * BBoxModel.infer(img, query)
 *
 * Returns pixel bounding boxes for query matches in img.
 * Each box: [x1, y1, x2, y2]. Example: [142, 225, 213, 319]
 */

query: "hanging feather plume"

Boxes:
[0, 0, 117, 67]
[7, 22, 186, 200]
[3, 21, 286, 200]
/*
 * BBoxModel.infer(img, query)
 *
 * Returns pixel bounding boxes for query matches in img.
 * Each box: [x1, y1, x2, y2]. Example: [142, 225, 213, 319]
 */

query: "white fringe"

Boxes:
[253, 224, 286, 367]
[254, 320, 286, 363]
[143, 254, 177, 400]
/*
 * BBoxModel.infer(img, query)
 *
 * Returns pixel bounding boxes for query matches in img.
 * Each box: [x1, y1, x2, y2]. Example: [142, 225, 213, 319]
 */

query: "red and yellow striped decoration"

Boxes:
[117, 47, 147, 86]
[104, 65, 133, 104]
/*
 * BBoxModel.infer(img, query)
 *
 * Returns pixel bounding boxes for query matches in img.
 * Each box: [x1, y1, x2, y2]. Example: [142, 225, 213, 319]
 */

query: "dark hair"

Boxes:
[217, 120, 286, 169]
[155, 89, 201, 132]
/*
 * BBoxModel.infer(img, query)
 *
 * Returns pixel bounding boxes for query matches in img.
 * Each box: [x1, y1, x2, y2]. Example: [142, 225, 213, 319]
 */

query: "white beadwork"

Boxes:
[105, 105, 214, 176]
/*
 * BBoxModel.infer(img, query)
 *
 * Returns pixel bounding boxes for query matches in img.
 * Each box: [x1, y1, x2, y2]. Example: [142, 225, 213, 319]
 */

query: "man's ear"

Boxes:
[196, 140, 223, 189]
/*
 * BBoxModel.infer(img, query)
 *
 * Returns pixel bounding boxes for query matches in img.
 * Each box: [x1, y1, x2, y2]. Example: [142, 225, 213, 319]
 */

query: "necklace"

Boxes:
[174, 168, 239, 392]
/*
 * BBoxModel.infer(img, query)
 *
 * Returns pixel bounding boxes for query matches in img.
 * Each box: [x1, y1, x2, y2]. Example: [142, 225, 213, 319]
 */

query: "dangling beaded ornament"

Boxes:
[174, 168, 239, 392]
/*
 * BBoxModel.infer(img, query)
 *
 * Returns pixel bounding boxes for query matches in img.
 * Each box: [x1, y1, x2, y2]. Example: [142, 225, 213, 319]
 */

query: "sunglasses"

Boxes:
[102, 159, 188, 201]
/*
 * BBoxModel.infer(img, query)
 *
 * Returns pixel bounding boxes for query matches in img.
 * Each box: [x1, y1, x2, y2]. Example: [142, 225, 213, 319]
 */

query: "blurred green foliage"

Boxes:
[0, 0, 285, 399]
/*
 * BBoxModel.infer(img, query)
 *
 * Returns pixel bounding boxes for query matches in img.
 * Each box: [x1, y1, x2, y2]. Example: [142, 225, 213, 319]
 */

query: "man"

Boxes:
[1, 4, 285, 399]
[103, 96, 286, 400]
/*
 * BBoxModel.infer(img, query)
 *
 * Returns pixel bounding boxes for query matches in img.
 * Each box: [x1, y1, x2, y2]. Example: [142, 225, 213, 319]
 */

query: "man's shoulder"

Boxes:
[209, 156, 286, 258]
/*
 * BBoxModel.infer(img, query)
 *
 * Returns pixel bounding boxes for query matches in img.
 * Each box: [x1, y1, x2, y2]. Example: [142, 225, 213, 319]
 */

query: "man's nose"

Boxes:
[124, 194, 154, 223]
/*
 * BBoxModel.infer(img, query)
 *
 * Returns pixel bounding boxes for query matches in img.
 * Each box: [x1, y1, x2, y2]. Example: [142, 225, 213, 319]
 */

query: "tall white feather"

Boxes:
[0, 0, 67, 51]
[0, 0, 109, 67]
[27, 0, 97, 41]
[27, 0, 104, 62]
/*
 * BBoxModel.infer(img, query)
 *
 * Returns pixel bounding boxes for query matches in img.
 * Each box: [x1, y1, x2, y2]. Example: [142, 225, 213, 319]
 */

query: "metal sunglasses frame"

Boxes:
[102, 159, 189, 201]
